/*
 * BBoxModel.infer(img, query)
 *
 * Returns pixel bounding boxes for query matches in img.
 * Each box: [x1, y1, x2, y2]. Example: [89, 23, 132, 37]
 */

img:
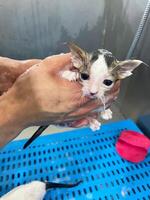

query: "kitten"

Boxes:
[61, 42, 144, 130]
[23, 42, 144, 149]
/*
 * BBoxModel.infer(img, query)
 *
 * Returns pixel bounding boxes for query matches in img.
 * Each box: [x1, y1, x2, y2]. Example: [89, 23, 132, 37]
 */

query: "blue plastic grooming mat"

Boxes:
[0, 119, 150, 200]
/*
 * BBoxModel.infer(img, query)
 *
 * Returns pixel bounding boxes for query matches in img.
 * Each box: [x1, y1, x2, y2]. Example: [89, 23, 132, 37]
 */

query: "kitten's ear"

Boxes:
[68, 42, 87, 69]
[116, 60, 143, 79]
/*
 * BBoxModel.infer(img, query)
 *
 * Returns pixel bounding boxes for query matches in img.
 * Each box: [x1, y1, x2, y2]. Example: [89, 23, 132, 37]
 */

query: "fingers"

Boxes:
[69, 113, 99, 128]
[43, 53, 72, 73]
[68, 99, 102, 118]
[69, 118, 89, 128]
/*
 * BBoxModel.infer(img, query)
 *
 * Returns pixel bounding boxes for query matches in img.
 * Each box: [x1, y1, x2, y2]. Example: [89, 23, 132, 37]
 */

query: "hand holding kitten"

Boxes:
[0, 53, 120, 147]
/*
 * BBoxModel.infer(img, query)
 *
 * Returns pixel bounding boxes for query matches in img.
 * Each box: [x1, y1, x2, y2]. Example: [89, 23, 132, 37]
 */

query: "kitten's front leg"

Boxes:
[61, 70, 79, 81]
[101, 109, 112, 120]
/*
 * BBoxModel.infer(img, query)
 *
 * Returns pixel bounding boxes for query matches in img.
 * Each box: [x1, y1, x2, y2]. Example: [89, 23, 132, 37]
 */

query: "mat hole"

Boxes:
[121, 168, 125, 173]
[116, 193, 120, 199]
[12, 164, 15, 169]
[141, 185, 146, 191]
[132, 188, 136, 194]
[0, 176, 3, 181]
[111, 181, 114, 187]
[111, 171, 115, 175]
[12, 174, 15, 179]
[83, 188, 87, 194]
[29, 170, 32, 176]
[93, 165, 96, 170]
[5, 185, 9, 190]
[106, 172, 110, 176]
[135, 174, 140, 180]
[43, 150, 46, 154]
[108, 153, 111, 158]
[116, 180, 119, 185]
[102, 163, 106, 168]
[78, 190, 81, 195]
[126, 177, 129, 182]
[7, 157, 10, 162]
[131, 176, 135, 181]
[101, 173, 105, 178]
[60, 194, 64, 200]
[140, 173, 144, 178]
[94, 185, 98, 191]
[145, 171, 148, 176]
[89, 186, 92, 193]
[57, 174, 60, 178]
[13, 156, 16, 161]
[28, 160, 31, 165]
[18, 162, 21, 167]
[147, 184, 150, 189]
[121, 178, 124, 184]
[66, 146, 69, 150]
[6, 175, 9, 181]
[72, 190, 77, 198]
[112, 161, 115, 166]
[85, 176, 89, 182]
[91, 175, 94, 181]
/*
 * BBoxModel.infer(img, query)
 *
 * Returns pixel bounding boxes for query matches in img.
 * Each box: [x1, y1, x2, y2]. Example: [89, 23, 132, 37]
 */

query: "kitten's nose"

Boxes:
[90, 92, 97, 96]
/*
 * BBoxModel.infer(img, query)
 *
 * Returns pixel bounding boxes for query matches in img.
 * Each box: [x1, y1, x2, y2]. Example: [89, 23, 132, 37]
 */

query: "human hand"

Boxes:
[11, 53, 120, 124]
[0, 53, 120, 147]
[0, 56, 41, 95]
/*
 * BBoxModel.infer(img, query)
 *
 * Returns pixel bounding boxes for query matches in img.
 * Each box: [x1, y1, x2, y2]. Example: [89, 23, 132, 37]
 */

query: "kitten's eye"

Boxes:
[103, 79, 113, 86]
[81, 73, 89, 80]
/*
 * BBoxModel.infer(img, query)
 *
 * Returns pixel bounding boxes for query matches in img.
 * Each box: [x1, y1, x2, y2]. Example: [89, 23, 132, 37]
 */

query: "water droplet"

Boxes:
[121, 187, 130, 197]
[86, 193, 93, 199]
[58, 167, 66, 172]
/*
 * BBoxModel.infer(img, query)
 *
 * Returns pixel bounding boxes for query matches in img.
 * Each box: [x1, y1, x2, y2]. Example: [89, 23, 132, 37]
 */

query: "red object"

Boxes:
[116, 130, 150, 163]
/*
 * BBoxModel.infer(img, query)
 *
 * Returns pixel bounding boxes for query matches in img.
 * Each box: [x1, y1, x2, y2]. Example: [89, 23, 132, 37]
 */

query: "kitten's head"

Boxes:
[68, 42, 144, 98]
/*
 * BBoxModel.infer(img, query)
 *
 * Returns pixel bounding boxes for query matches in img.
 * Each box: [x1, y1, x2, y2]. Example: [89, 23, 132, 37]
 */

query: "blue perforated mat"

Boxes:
[0, 119, 150, 200]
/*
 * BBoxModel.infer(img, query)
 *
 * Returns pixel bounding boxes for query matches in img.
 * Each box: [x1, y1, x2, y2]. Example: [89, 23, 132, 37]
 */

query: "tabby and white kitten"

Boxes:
[23, 42, 145, 149]
[61, 42, 143, 131]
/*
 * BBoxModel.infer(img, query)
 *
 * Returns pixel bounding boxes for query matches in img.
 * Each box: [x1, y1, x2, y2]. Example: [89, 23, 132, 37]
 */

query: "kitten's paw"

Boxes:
[101, 109, 112, 120]
[89, 119, 101, 131]
[61, 70, 79, 81]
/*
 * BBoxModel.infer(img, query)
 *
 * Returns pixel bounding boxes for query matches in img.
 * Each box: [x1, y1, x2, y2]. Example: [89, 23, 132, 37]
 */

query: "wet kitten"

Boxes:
[23, 42, 144, 149]
[61, 42, 144, 130]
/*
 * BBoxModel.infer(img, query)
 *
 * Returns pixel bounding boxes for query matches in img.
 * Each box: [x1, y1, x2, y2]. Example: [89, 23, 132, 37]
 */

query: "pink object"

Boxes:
[116, 130, 150, 163]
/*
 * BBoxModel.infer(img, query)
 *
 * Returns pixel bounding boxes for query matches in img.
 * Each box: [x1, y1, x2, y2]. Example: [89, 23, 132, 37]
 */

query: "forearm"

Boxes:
[0, 89, 25, 148]
[0, 56, 41, 75]
[0, 56, 41, 95]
